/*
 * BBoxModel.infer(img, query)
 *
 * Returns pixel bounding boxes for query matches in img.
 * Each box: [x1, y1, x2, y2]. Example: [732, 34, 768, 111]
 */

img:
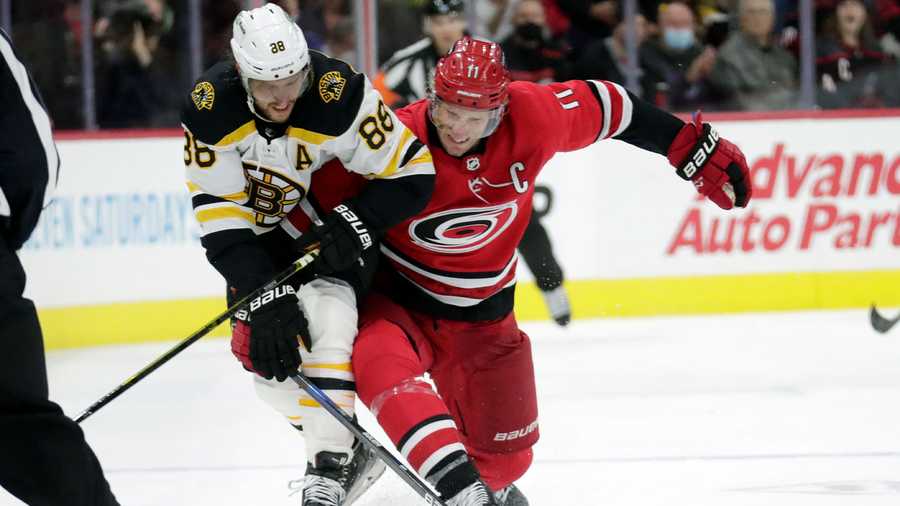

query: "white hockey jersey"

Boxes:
[181, 50, 434, 258]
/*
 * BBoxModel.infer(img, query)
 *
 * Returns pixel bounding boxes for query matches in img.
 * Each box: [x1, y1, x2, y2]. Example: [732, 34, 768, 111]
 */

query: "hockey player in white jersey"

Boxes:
[180, 5, 435, 505]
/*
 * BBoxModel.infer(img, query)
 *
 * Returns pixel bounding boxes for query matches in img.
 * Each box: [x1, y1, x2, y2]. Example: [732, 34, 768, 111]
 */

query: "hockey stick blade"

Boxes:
[870, 305, 900, 334]
[290, 374, 446, 506]
[75, 249, 320, 424]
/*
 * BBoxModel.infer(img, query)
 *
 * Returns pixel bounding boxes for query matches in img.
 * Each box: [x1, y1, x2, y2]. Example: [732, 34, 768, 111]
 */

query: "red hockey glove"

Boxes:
[666, 112, 752, 209]
[230, 285, 310, 381]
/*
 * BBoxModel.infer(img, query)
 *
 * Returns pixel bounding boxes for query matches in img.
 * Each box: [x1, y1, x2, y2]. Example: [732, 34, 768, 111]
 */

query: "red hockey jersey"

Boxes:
[380, 79, 634, 314]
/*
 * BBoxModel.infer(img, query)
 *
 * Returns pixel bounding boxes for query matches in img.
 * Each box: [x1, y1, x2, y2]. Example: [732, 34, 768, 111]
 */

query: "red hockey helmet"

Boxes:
[431, 37, 511, 111]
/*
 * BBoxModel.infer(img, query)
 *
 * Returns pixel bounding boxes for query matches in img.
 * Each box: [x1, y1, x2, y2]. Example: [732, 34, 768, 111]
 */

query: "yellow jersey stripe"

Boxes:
[299, 398, 354, 409]
[195, 206, 254, 224]
[186, 181, 201, 193]
[288, 127, 335, 145]
[376, 128, 415, 179]
[220, 190, 248, 201]
[302, 362, 352, 372]
[408, 151, 433, 167]
[215, 120, 256, 147]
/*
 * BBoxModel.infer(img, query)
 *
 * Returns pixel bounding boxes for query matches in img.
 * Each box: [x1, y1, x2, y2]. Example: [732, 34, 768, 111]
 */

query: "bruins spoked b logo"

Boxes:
[318, 71, 346, 103]
[191, 81, 215, 111]
[409, 202, 518, 254]
[241, 164, 307, 228]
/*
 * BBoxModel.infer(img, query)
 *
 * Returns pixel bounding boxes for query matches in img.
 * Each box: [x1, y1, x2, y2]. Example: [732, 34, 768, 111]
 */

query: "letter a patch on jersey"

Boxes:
[319, 71, 346, 103]
[191, 82, 215, 111]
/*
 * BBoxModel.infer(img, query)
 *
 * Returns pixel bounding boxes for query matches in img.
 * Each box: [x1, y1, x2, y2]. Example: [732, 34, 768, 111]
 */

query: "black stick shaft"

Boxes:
[290, 373, 446, 506]
[75, 250, 320, 424]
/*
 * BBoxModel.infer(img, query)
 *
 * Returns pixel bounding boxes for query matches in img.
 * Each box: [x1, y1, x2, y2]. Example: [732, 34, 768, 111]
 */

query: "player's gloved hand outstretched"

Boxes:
[231, 284, 310, 381]
[308, 202, 374, 274]
[667, 112, 752, 210]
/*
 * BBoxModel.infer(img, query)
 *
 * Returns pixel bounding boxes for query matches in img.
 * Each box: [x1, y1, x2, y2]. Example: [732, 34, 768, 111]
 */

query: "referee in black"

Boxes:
[0, 28, 119, 505]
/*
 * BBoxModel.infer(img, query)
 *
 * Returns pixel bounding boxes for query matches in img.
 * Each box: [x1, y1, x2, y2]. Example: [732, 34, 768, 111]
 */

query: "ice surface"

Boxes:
[3, 309, 899, 505]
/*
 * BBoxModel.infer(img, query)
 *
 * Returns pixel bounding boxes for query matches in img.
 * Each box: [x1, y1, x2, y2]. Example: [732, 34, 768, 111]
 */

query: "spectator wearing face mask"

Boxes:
[639, 2, 717, 110]
[501, 0, 573, 82]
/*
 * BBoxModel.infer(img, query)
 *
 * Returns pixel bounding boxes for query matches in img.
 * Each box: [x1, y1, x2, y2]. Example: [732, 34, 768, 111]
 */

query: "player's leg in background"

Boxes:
[517, 209, 571, 326]
[0, 235, 119, 506]
[253, 276, 384, 504]
[354, 294, 494, 503]
[428, 313, 537, 502]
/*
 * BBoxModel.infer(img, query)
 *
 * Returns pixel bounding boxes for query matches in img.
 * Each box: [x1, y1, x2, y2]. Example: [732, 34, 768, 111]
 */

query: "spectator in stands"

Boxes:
[640, 2, 716, 110]
[473, 0, 520, 41]
[96, 0, 174, 128]
[708, 0, 798, 110]
[816, 0, 895, 108]
[572, 12, 650, 95]
[876, 0, 900, 58]
[556, 0, 620, 55]
[501, 0, 573, 82]
[375, 0, 467, 108]
[199, 0, 242, 68]
[323, 16, 356, 63]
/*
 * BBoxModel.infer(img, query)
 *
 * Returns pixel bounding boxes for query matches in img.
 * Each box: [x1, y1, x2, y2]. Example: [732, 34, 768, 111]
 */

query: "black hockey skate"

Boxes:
[298, 439, 386, 506]
[445, 480, 499, 506]
[494, 484, 529, 505]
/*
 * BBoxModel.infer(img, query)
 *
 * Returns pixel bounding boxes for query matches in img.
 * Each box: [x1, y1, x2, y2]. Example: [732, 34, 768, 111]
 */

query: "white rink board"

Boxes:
[19, 115, 900, 309]
[534, 116, 900, 280]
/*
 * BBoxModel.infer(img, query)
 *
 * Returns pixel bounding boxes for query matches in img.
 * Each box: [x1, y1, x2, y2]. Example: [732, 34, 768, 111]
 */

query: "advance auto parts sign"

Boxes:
[667, 128, 900, 257]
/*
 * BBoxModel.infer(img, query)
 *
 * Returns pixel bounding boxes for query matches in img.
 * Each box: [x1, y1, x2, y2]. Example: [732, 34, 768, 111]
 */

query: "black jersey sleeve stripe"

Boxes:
[399, 139, 426, 168]
[585, 80, 607, 144]
[191, 193, 231, 209]
[611, 89, 683, 155]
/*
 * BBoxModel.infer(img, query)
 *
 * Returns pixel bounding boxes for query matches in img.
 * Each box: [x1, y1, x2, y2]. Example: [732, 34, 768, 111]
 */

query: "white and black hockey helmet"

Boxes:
[230, 4, 310, 103]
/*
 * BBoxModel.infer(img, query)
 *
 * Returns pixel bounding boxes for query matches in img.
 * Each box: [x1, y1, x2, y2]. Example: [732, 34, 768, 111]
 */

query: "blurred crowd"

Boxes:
[5, 0, 900, 130]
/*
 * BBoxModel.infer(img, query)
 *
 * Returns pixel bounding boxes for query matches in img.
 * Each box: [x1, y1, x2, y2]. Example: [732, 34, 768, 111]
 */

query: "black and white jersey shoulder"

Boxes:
[180, 60, 252, 147]
[181, 51, 434, 259]
[0, 28, 59, 250]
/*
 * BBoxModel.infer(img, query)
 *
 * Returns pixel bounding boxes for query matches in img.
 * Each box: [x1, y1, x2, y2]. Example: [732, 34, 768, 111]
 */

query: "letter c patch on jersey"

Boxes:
[408, 202, 518, 254]
[191, 81, 215, 110]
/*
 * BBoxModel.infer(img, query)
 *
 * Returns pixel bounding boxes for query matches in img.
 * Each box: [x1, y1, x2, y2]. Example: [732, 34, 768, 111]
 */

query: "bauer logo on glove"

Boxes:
[248, 284, 297, 312]
[667, 112, 753, 210]
[334, 203, 373, 250]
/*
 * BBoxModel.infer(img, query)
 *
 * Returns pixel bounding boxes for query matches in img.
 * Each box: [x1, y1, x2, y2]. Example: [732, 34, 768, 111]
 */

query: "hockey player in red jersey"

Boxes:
[349, 37, 752, 505]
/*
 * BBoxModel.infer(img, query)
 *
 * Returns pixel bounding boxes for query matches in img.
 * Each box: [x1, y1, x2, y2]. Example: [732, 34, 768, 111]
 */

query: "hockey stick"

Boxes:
[290, 373, 446, 506]
[75, 249, 320, 424]
[870, 305, 900, 334]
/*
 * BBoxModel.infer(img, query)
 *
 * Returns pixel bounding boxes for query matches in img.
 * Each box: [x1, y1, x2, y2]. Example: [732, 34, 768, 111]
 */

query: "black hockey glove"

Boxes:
[310, 202, 374, 274]
[236, 285, 310, 381]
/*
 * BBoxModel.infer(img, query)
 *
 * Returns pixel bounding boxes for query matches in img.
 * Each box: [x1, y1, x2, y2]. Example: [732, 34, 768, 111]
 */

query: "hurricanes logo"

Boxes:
[191, 81, 215, 110]
[318, 71, 346, 103]
[409, 202, 518, 254]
